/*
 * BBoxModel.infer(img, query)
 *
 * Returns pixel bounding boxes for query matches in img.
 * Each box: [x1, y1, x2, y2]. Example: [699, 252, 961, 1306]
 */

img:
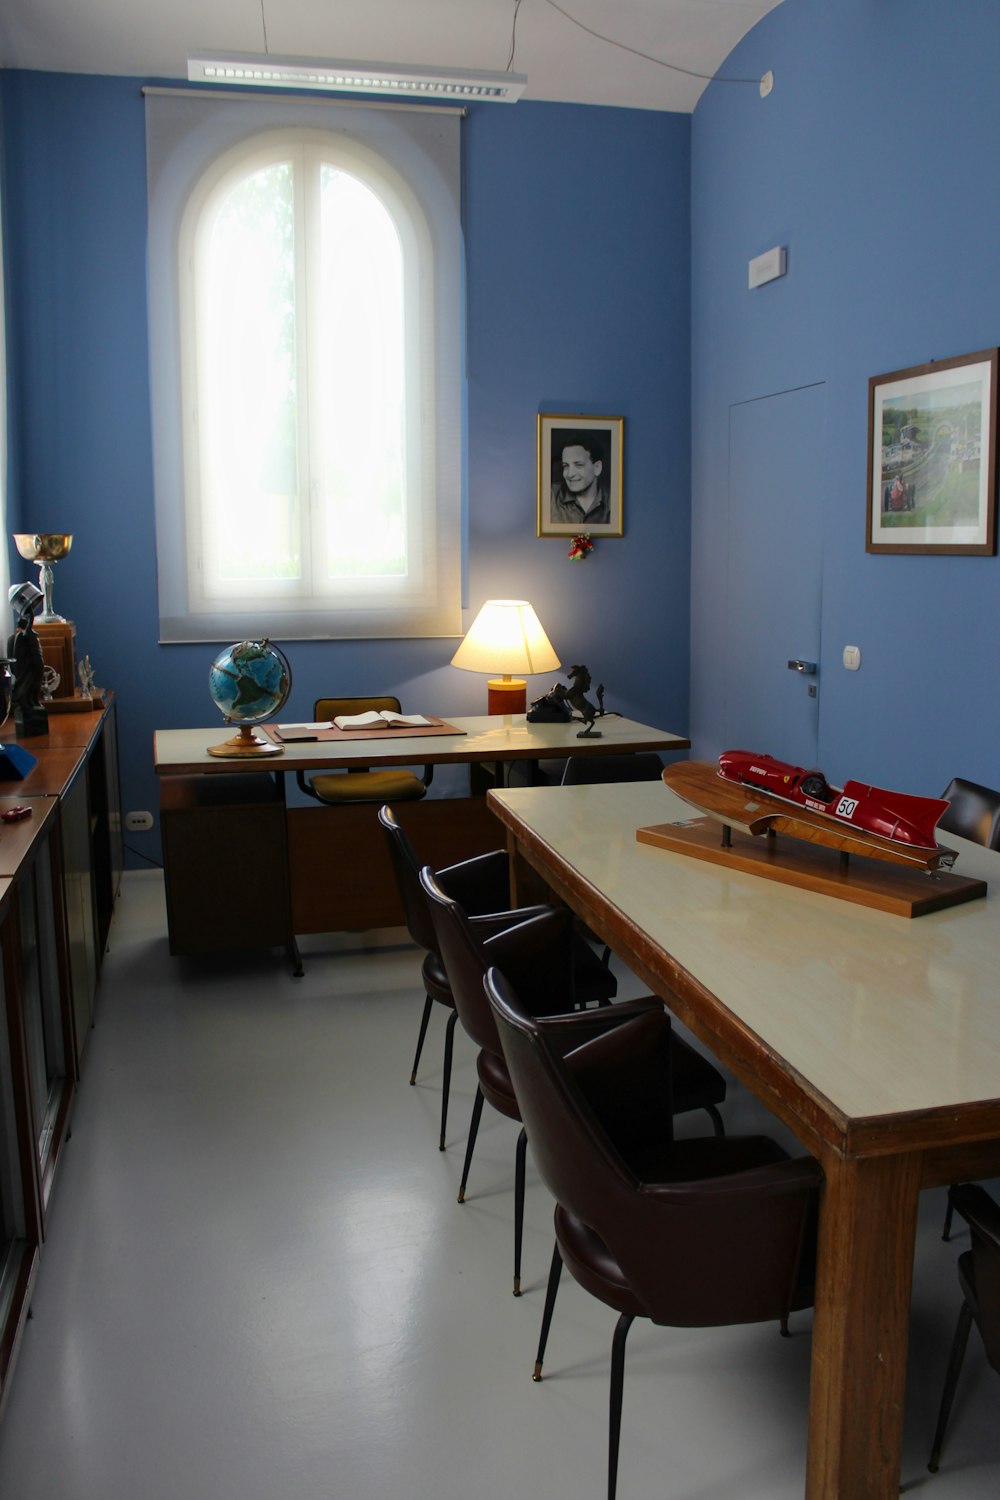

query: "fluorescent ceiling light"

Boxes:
[187, 52, 527, 102]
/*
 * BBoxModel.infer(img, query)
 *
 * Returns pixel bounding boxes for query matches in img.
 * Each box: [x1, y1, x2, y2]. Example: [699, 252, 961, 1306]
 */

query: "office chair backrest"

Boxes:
[419, 867, 575, 1053]
[561, 753, 664, 786]
[938, 777, 1000, 850]
[379, 805, 438, 954]
[485, 966, 822, 1328]
[315, 694, 403, 721]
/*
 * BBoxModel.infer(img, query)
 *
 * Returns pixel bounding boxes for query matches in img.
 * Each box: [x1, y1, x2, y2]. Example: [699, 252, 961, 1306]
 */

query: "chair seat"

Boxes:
[421, 951, 454, 1007]
[476, 1047, 521, 1120]
[310, 768, 426, 804]
[556, 1204, 646, 1317]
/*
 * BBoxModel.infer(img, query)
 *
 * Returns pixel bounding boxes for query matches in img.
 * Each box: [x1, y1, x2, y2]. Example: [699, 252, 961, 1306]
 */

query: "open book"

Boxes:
[334, 710, 435, 730]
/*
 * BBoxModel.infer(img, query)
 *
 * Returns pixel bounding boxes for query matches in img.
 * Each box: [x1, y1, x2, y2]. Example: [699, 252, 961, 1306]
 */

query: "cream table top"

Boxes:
[154, 715, 689, 777]
[488, 778, 1000, 1153]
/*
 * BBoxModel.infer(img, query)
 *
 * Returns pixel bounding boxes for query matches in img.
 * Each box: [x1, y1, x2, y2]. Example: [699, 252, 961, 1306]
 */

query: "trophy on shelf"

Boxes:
[11, 533, 102, 713]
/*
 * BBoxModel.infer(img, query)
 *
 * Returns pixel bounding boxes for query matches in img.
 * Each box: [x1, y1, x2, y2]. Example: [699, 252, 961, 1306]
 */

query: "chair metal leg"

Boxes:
[410, 994, 434, 1085]
[942, 1187, 956, 1241]
[533, 1243, 564, 1380]
[439, 1010, 459, 1151]
[457, 1086, 484, 1203]
[608, 1312, 635, 1500]
[705, 1103, 725, 1137]
[929, 1298, 974, 1472]
[513, 1126, 528, 1296]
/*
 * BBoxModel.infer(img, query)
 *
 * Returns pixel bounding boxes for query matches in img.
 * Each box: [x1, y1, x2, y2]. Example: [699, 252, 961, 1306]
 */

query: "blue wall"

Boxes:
[691, 0, 1000, 794]
[0, 76, 690, 861]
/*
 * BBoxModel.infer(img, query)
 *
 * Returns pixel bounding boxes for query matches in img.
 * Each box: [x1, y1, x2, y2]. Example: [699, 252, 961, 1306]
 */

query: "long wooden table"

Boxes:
[486, 778, 1000, 1500]
[153, 715, 688, 956]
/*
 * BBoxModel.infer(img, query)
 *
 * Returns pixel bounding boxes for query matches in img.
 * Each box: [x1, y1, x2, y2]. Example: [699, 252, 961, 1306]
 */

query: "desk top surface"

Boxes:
[153, 715, 689, 775]
[489, 779, 1000, 1140]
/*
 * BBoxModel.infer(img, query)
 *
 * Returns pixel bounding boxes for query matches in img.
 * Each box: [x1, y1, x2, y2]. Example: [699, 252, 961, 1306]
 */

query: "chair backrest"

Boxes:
[315, 694, 402, 721]
[378, 804, 438, 954]
[485, 967, 822, 1328]
[561, 753, 664, 786]
[938, 777, 1000, 850]
[420, 867, 575, 1055]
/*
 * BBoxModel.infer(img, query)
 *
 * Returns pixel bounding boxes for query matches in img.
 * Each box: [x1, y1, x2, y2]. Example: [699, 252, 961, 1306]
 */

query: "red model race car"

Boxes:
[717, 750, 949, 853]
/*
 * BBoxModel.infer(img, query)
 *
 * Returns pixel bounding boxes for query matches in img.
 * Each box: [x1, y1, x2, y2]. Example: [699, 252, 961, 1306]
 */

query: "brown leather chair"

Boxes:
[484, 966, 821, 1500]
[421, 869, 727, 1296]
[296, 696, 433, 805]
[929, 1183, 1000, 1474]
[379, 803, 530, 1151]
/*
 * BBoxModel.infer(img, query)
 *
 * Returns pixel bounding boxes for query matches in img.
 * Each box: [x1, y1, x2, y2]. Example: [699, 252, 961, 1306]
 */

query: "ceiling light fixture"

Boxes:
[187, 52, 528, 102]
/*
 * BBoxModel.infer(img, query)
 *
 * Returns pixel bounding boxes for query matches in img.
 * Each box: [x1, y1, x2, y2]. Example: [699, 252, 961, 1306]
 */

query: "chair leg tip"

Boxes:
[532, 1362, 543, 1382]
[513, 1279, 521, 1297]
[409, 1074, 417, 1086]
[439, 1137, 446, 1152]
[457, 1189, 465, 1204]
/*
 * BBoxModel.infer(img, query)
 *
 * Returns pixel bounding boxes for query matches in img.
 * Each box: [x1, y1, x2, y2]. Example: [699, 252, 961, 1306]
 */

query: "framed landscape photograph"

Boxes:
[537, 413, 624, 538]
[866, 348, 998, 554]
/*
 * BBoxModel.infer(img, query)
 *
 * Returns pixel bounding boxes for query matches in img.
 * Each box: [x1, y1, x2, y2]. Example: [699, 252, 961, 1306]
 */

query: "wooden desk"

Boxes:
[153, 716, 689, 955]
[487, 779, 1000, 1500]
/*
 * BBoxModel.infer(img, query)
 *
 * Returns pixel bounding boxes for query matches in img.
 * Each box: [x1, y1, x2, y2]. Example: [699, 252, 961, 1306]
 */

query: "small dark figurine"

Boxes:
[561, 663, 602, 737]
[528, 663, 606, 737]
[7, 581, 49, 736]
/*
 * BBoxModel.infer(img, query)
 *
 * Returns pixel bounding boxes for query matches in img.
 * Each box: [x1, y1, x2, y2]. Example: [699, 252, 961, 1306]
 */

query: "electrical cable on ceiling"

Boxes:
[534, 0, 762, 86]
[507, 0, 525, 70]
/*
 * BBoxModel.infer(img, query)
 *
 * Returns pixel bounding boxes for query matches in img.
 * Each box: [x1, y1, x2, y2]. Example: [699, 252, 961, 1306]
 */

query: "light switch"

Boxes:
[843, 645, 861, 671]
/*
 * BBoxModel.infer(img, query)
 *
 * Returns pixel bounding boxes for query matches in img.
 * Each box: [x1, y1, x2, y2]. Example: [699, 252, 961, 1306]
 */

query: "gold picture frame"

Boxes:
[537, 414, 624, 537]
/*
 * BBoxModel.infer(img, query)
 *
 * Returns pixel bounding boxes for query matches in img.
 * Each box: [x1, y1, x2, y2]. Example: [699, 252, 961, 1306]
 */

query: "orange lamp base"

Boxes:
[487, 678, 527, 715]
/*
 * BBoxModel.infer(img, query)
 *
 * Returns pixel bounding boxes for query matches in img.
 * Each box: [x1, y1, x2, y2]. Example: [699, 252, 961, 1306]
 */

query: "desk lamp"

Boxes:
[450, 599, 560, 715]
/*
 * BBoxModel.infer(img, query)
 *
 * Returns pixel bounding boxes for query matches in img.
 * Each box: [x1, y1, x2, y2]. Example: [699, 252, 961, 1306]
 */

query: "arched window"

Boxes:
[146, 97, 462, 641]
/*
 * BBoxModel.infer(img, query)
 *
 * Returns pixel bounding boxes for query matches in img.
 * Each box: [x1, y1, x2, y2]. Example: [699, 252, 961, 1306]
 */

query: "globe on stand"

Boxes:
[207, 639, 292, 758]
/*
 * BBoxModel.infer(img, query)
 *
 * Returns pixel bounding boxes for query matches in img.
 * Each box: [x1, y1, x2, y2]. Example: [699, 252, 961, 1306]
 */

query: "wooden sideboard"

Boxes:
[0, 699, 122, 1416]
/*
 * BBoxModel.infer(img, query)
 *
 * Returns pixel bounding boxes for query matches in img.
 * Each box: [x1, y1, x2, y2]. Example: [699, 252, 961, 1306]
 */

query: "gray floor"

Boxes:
[0, 871, 997, 1500]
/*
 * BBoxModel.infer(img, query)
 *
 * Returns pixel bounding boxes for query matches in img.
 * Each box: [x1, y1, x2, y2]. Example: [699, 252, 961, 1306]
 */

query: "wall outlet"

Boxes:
[125, 810, 154, 831]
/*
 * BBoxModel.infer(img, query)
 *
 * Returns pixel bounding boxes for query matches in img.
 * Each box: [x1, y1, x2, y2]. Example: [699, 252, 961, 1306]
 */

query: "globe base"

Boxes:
[207, 725, 285, 759]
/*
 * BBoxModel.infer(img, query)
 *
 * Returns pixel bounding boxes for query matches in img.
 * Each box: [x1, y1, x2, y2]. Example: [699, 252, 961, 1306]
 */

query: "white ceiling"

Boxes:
[0, 0, 783, 113]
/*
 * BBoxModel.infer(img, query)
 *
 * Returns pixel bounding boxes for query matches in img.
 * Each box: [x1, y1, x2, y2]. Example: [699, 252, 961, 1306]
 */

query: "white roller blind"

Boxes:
[145, 90, 463, 642]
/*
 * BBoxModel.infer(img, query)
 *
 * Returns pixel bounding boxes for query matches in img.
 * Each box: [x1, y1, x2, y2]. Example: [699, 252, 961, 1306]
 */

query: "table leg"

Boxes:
[806, 1149, 921, 1499]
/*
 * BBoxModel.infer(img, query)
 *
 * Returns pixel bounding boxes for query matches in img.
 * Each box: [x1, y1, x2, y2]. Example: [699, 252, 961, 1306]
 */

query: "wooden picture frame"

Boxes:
[866, 348, 998, 554]
[537, 414, 623, 537]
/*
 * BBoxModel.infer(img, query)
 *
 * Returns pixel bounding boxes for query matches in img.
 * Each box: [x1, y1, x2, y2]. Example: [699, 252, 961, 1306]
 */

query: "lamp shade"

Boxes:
[450, 599, 560, 714]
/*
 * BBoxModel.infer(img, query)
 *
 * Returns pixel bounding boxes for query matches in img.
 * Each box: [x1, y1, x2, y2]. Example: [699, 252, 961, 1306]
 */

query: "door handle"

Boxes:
[787, 659, 817, 675]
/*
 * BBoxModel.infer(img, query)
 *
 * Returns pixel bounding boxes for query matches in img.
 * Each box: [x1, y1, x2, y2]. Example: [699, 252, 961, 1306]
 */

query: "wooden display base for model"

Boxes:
[207, 724, 285, 758]
[639, 761, 986, 917]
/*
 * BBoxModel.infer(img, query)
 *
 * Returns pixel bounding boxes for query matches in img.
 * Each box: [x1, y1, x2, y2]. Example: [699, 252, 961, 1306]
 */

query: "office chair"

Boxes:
[296, 696, 433, 805]
[937, 777, 1000, 852]
[485, 966, 822, 1500]
[929, 1183, 1000, 1474]
[379, 802, 536, 1151]
[559, 752, 665, 785]
[422, 869, 727, 1295]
